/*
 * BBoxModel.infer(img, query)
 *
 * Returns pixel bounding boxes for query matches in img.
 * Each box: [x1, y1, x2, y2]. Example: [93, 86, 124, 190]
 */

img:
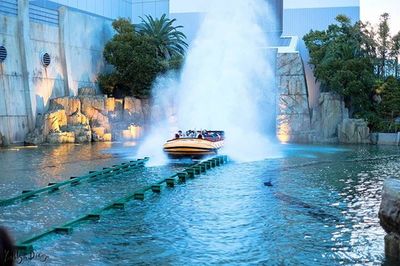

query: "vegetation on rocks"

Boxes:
[98, 16, 187, 99]
[304, 13, 400, 132]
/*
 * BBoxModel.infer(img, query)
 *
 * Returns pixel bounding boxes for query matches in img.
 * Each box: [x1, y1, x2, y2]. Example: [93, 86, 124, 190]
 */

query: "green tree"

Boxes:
[373, 77, 400, 131]
[391, 31, 400, 78]
[138, 14, 188, 59]
[98, 17, 187, 98]
[304, 15, 375, 115]
[377, 13, 391, 78]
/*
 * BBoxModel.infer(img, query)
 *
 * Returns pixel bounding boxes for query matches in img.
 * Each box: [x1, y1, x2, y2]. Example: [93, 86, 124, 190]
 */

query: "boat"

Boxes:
[163, 130, 224, 158]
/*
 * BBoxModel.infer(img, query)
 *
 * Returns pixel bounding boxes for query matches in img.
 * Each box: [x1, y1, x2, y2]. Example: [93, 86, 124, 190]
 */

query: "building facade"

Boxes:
[0, 0, 169, 144]
[29, 0, 169, 22]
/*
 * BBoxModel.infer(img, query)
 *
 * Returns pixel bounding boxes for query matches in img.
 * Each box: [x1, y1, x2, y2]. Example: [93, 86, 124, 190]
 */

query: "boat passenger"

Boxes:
[175, 133, 180, 139]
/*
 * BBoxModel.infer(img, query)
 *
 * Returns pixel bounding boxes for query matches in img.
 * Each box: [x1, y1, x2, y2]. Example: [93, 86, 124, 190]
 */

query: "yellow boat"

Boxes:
[163, 130, 224, 158]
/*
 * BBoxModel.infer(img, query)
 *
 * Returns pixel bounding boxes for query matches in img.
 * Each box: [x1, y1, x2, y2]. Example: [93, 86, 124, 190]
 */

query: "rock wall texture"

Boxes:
[338, 119, 370, 144]
[276, 52, 314, 143]
[311, 92, 349, 143]
[276, 52, 371, 144]
[25, 91, 149, 145]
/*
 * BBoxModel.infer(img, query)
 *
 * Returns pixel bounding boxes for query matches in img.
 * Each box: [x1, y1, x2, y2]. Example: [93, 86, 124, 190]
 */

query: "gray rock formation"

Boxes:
[276, 52, 315, 143]
[78, 87, 97, 96]
[47, 132, 75, 144]
[275, 53, 372, 145]
[312, 92, 348, 143]
[338, 119, 370, 144]
[379, 178, 400, 260]
[25, 94, 149, 145]
[24, 129, 45, 145]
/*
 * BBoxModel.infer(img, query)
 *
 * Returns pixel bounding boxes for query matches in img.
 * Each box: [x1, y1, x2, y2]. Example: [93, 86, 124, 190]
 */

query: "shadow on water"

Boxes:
[273, 191, 342, 223]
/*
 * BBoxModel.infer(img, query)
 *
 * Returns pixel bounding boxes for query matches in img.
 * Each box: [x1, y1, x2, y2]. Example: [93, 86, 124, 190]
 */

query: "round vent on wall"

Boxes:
[0, 46, 7, 62]
[40, 52, 51, 67]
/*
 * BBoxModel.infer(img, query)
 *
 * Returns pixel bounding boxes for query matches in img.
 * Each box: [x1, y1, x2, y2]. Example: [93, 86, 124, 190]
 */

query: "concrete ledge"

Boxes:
[371, 133, 400, 146]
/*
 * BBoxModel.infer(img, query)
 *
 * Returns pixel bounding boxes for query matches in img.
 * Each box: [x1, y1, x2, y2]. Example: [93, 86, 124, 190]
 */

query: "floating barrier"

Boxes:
[15, 155, 228, 254]
[0, 158, 149, 207]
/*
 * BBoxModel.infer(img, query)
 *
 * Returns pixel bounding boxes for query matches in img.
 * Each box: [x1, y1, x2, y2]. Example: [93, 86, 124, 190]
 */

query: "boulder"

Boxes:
[103, 133, 112, 142]
[105, 98, 115, 112]
[87, 109, 110, 132]
[67, 125, 91, 143]
[92, 126, 105, 142]
[78, 87, 96, 96]
[80, 96, 106, 116]
[24, 129, 45, 145]
[124, 97, 144, 124]
[48, 97, 81, 116]
[68, 111, 89, 126]
[122, 125, 143, 139]
[92, 127, 112, 142]
[312, 93, 349, 140]
[43, 109, 68, 136]
[338, 118, 370, 144]
[47, 132, 75, 144]
[379, 179, 400, 235]
[379, 178, 400, 260]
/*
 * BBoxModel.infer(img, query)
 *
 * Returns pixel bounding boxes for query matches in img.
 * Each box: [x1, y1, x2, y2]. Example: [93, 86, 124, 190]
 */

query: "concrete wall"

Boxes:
[371, 133, 400, 146]
[0, 11, 29, 143]
[59, 8, 113, 96]
[0, 0, 114, 143]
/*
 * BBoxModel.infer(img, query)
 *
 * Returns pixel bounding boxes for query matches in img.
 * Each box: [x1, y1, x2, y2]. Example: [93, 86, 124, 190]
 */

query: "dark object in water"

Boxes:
[274, 192, 339, 222]
[264, 181, 273, 187]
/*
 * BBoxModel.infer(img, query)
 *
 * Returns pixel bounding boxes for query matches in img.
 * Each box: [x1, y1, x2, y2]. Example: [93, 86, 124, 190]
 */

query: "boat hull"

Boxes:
[163, 138, 224, 158]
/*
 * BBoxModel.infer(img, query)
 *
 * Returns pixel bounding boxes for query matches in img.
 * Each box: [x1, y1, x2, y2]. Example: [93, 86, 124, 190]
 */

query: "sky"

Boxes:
[361, 0, 400, 35]
[170, 0, 400, 35]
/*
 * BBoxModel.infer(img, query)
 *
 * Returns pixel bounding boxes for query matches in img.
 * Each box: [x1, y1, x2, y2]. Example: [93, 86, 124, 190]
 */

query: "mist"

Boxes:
[138, 0, 280, 164]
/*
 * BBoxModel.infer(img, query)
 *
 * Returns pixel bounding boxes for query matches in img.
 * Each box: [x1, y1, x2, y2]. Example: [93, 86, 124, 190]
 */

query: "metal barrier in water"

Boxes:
[15, 155, 228, 254]
[0, 158, 149, 207]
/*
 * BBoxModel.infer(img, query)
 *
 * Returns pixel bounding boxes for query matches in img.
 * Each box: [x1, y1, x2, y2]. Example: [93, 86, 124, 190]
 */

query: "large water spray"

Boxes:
[138, 0, 280, 164]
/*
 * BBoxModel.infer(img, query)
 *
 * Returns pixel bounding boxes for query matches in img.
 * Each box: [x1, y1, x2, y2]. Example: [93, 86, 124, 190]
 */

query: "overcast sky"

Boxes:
[361, 0, 399, 35]
[170, 0, 400, 35]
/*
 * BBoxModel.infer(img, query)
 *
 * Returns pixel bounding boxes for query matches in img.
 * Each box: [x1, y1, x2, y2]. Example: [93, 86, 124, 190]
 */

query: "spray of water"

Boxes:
[138, 0, 280, 164]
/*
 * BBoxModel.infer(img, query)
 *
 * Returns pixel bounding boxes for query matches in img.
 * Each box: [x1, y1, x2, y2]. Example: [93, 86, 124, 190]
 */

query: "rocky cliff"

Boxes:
[25, 88, 150, 145]
[276, 53, 314, 143]
[276, 52, 371, 144]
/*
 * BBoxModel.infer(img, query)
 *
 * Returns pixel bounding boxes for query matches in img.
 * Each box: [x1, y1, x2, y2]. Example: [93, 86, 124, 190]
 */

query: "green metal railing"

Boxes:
[15, 155, 228, 254]
[0, 158, 149, 207]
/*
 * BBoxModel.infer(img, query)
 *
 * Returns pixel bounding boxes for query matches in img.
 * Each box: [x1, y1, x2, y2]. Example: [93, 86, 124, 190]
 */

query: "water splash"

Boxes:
[138, 0, 279, 164]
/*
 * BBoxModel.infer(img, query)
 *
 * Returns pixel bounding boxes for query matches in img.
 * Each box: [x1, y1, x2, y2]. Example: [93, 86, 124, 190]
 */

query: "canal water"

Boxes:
[0, 143, 399, 265]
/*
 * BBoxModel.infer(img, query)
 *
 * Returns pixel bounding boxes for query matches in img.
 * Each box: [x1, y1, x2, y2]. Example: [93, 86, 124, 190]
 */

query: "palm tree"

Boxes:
[138, 14, 188, 59]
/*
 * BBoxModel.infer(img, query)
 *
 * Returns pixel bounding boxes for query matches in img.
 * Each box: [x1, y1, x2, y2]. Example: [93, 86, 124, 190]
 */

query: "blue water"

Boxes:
[0, 143, 399, 265]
